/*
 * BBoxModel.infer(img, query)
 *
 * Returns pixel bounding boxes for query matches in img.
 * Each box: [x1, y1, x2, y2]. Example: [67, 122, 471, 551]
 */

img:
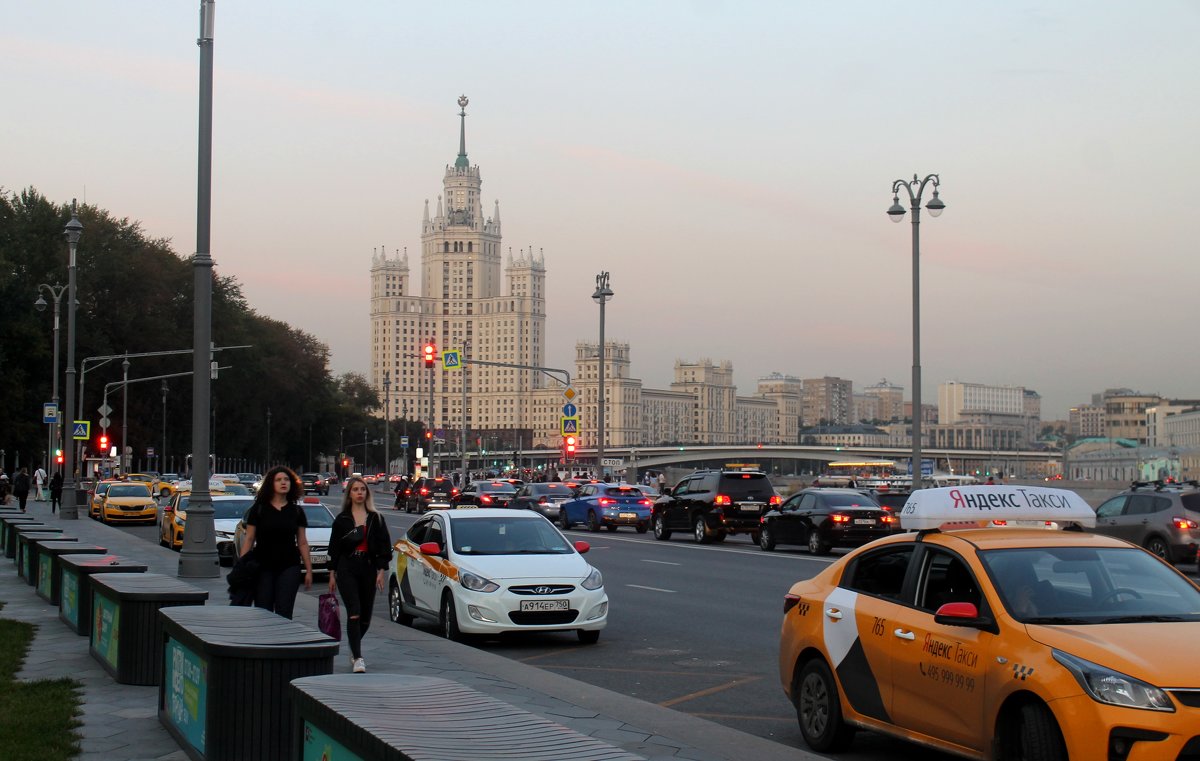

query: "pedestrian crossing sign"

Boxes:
[442, 350, 461, 370]
[560, 417, 579, 435]
[72, 420, 91, 440]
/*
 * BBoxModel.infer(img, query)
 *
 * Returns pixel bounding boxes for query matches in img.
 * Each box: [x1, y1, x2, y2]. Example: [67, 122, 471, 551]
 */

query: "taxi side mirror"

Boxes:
[419, 541, 443, 556]
[573, 541, 590, 554]
[934, 601, 995, 631]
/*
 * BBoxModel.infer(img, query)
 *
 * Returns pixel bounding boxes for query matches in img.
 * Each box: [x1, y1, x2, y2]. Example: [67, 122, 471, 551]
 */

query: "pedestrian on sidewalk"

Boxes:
[12, 467, 31, 512]
[238, 466, 313, 619]
[328, 476, 392, 674]
[49, 471, 63, 513]
[34, 465, 47, 501]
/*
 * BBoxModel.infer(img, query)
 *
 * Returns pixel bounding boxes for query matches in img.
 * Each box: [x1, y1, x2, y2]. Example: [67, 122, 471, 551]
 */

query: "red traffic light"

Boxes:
[425, 431, 432, 440]
[55, 448, 64, 464]
[423, 342, 436, 368]
[99, 435, 109, 450]
[342, 458, 349, 467]
[564, 435, 577, 460]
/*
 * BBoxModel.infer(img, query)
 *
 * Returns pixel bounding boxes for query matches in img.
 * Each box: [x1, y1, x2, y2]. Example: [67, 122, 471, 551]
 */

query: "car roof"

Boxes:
[864, 528, 1133, 553]
[430, 507, 546, 521]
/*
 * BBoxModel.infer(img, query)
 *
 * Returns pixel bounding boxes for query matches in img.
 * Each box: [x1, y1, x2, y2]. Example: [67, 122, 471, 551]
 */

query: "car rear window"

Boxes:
[717, 474, 775, 500]
[823, 493, 881, 508]
[479, 483, 517, 493]
[429, 481, 455, 495]
[605, 487, 643, 497]
[1181, 493, 1200, 513]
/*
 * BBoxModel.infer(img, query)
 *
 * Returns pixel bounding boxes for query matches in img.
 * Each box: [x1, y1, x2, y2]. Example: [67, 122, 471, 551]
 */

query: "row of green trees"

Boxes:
[0, 188, 424, 474]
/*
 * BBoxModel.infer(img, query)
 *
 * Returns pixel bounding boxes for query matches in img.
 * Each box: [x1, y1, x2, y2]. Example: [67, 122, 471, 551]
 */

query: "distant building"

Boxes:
[863, 378, 905, 422]
[1069, 404, 1105, 438]
[802, 377, 853, 427]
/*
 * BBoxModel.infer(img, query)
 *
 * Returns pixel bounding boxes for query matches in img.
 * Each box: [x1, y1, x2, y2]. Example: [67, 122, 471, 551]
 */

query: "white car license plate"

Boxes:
[854, 519, 876, 525]
[311, 554, 329, 564]
[618, 512, 637, 519]
[519, 599, 569, 612]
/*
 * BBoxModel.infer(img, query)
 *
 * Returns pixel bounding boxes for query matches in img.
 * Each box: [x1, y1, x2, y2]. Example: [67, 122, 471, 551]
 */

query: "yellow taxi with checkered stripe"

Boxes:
[779, 485, 1200, 761]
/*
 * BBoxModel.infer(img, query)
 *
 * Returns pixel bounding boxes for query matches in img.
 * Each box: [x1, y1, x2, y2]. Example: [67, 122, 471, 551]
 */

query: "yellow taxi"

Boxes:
[124, 472, 160, 493]
[98, 482, 157, 524]
[778, 485, 1200, 760]
[158, 479, 228, 549]
[88, 480, 121, 519]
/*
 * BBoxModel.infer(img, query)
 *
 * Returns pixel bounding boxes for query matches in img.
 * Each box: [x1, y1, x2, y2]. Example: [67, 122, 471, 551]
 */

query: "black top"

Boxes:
[246, 502, 308, 571]
[328, 511, 393, 571]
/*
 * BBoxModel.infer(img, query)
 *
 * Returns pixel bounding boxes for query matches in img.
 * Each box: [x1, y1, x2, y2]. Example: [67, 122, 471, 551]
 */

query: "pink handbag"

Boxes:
[318, 593, 341, 641]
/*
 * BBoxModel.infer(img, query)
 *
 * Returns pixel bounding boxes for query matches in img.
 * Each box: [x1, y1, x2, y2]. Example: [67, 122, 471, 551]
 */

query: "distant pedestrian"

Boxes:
[0, 472, 9, 505]
[328, 477, 393, 674]
[49, 472, 63, 513]
[12, 467, 31, 512]
[34, 465, 47, 501]
[656, 472, 666, 492]
[238, 467, 313, 619]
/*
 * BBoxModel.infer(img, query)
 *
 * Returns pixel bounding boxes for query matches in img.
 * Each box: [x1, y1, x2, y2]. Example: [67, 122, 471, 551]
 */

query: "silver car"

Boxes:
[511, 482, 576, 520]
[1091, 482, 1200, 564]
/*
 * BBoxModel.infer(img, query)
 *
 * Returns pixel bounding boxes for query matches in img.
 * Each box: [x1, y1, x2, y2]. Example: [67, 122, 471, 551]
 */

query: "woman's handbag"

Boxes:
[318, 593, 342, 641]
[338, 522, 366, 551]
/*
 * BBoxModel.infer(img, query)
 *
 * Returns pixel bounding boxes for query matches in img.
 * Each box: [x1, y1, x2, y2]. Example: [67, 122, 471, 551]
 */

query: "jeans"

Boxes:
[253, 564, 302, 619]
[335, 554, 378, 659]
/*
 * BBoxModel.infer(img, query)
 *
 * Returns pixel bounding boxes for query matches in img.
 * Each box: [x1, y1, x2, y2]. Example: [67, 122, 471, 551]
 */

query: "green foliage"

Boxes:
[0, 187, 398, 471]
[0, 617, 83, 760]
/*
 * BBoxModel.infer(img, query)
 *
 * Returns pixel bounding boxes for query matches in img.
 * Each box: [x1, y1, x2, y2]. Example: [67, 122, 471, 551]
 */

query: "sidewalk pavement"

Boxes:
[3, 500, 817, 761]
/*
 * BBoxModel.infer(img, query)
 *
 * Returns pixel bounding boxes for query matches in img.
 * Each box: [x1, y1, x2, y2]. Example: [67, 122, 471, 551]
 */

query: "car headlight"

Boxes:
[460, 571, 499, 593]
[581, 567, 604, 590]
[174, 514, 185, 526]
[214, 530, 234, 540]
[1052, 650, 1174, 712]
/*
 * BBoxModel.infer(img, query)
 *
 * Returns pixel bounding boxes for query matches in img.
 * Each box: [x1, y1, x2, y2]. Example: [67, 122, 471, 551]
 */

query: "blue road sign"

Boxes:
[562, 403, 577, 417]
[561, 417, 579, 435]
[43, 403, 59, 424]
[400, 436, 409, 447]
[442, 350, 461, 370]
[72, 420, 91, 440]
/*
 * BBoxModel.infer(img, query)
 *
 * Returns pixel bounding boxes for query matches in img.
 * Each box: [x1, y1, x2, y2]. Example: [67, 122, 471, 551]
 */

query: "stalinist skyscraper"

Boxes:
[370, 96, 547, 455]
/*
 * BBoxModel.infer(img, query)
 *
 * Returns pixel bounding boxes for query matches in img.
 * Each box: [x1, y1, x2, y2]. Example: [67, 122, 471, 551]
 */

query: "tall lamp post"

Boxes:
[383, 370, 391, 476]
[60, 202, 83, 520]
[120, 357, 130, 474]
[161, 380, 168, 474]
[35, 283, 67, 473]
[887, 173, 945, 488]
[592, 272, 613, 478]
[266, 408, 272, 466]
[179, 0, 219, 576]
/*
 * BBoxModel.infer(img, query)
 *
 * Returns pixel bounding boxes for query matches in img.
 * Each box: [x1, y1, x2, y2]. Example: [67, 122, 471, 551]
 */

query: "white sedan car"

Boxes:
[231, 497, 335, 573]
[387, 508, 608, 643]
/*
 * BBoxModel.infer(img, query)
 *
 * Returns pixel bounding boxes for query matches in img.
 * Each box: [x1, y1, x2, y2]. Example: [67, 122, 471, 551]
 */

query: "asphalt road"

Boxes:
[114, 485, 1200, 761]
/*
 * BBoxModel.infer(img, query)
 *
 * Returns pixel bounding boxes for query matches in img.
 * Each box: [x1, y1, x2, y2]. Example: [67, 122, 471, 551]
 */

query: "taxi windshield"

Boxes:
[108, 484, 151, 498]
[980, 546, 1200, 624]
[451, 517, 574, 555]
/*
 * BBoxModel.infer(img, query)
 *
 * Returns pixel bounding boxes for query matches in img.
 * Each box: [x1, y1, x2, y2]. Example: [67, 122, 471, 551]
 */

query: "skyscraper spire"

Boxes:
[455, 94, 470, 169]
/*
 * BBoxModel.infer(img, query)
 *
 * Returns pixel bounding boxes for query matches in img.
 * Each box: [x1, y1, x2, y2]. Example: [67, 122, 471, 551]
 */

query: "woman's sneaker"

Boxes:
[352, 658, 366, 673]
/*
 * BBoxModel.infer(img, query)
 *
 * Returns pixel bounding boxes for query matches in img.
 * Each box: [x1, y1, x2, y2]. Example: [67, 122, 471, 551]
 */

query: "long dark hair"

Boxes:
[338, 476, 378, 516]
[253, 466, 303, 508]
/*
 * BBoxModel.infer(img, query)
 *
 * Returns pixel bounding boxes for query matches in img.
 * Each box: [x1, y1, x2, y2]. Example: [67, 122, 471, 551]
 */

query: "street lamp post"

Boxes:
[60, 202, 83, 520]
[460, 339, 470, 487]
[266, 408, 272, 466]
[592, 272, 613, 478]
[120, 357, 130, 475]
[161, 380, 168, 474]
[383, 370, 391, 476]
[179, 0, 219, 576]
[887, 173, 945, 489]
[35, 283, 67, 475]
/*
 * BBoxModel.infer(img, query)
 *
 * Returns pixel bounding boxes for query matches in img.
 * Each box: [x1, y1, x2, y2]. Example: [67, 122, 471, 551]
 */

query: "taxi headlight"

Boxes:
[581, 567, 604, 591]
[1053, 650, 1174, 712]
[460, 571, 499, 593]
[174, 514, 185, 526]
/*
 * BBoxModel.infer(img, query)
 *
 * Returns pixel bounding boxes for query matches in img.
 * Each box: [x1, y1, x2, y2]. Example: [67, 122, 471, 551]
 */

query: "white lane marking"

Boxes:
[641, 559, 680, 566]
[566, 531, 841, 564]
[627, 584, 676, 593]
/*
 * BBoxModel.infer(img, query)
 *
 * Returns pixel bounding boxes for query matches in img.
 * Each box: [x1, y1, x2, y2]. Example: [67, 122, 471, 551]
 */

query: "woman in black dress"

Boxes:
[328, 476, 392, 673]
[239, 466, 313, 619]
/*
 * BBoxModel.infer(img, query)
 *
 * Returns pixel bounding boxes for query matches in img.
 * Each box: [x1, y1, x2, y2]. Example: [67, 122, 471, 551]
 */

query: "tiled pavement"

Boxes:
[2, 500, 815, 761]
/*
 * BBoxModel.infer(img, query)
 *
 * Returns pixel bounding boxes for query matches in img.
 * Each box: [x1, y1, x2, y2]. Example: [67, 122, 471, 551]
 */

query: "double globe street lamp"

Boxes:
[887, 174, 945, 487]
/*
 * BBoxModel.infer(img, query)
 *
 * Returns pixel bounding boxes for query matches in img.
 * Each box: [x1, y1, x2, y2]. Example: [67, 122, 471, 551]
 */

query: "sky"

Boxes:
[6, 1, 1200, 421]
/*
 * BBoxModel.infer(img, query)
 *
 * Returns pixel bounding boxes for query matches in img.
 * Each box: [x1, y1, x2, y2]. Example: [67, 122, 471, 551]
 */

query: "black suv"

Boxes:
[453, 480, 518, 508]
[300, 472, 328, 496]
[758, 488, 896, 554]
[405, 477, 458, 513]
[652, 469, 779, 543]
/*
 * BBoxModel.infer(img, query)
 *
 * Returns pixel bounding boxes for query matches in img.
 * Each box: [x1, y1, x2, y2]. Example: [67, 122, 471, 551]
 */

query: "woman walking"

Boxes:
[49, 471, 63, 513]
[239, 466, 313, 619]
[328, 476, 392, 673]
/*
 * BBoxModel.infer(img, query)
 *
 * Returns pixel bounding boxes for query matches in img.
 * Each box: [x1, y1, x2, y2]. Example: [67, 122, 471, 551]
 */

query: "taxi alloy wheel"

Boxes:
[693, 516, 711, 544]
[588, 511, 602, 533]
[441, 593, 465, 642]
[653, 513, 672, 541]
[388, 580, 413, 626]
[796, 659, 855, 752]
[759, 525, 777, 551]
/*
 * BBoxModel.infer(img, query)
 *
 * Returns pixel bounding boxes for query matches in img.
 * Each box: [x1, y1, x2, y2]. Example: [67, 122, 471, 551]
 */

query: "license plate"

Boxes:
[618, 512, 637, 519]
[310, 554, 329, 564]
[741, 506, 761, 513]
[854, 519, 876, 525]
[519, 599, 569, 612]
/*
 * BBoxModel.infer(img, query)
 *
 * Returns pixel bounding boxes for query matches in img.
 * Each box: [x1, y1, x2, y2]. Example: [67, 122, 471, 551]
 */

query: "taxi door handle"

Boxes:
[893, 629, 916, 640]
[824, 608, 843, 620]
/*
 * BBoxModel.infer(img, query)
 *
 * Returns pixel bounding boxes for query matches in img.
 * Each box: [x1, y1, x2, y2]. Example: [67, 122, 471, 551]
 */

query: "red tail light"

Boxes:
[769, 495, 781, 506]
[831, 514, 850, 523]
[538, 497, 548, 504]
[1172, 516, 1198, 529]
[640, 499, 653, 506]
[783, 594, 803, 614]
[714, 494, 731, 506]
[992, 520, 1008, 526]
[451, 488, 460, 496]
[881, 515, 895, 524]
[419, 488, 429, 496]
[481, 495, 492, 504]
[598, 498, 615, 506]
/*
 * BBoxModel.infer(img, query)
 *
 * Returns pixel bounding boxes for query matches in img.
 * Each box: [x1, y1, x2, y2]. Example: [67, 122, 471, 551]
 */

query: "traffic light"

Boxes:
[99, 434, 108, 453]
[423, 342, 436, 368]
[564, 435, 577, 461]
[55, 449, 64, 465]
[425, 431, 432, 441]
[342, 458, 349, 468]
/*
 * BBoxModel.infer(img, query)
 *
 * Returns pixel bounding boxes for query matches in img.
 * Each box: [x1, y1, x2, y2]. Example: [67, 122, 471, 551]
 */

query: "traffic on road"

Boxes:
[92, 469, 1200, 761]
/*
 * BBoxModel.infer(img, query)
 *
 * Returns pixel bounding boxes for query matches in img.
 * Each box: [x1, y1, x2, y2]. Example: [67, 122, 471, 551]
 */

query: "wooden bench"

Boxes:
[57, 554, 148, 635]
[289, 673, 646, 761]
[20, 532, 74, 586]
[36, 542, 106, 604]
[14, 528, 66, 581]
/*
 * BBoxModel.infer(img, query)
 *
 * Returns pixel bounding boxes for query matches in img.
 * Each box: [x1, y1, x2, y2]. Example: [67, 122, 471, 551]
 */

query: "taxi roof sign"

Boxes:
[899, 485, 1096, 531]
